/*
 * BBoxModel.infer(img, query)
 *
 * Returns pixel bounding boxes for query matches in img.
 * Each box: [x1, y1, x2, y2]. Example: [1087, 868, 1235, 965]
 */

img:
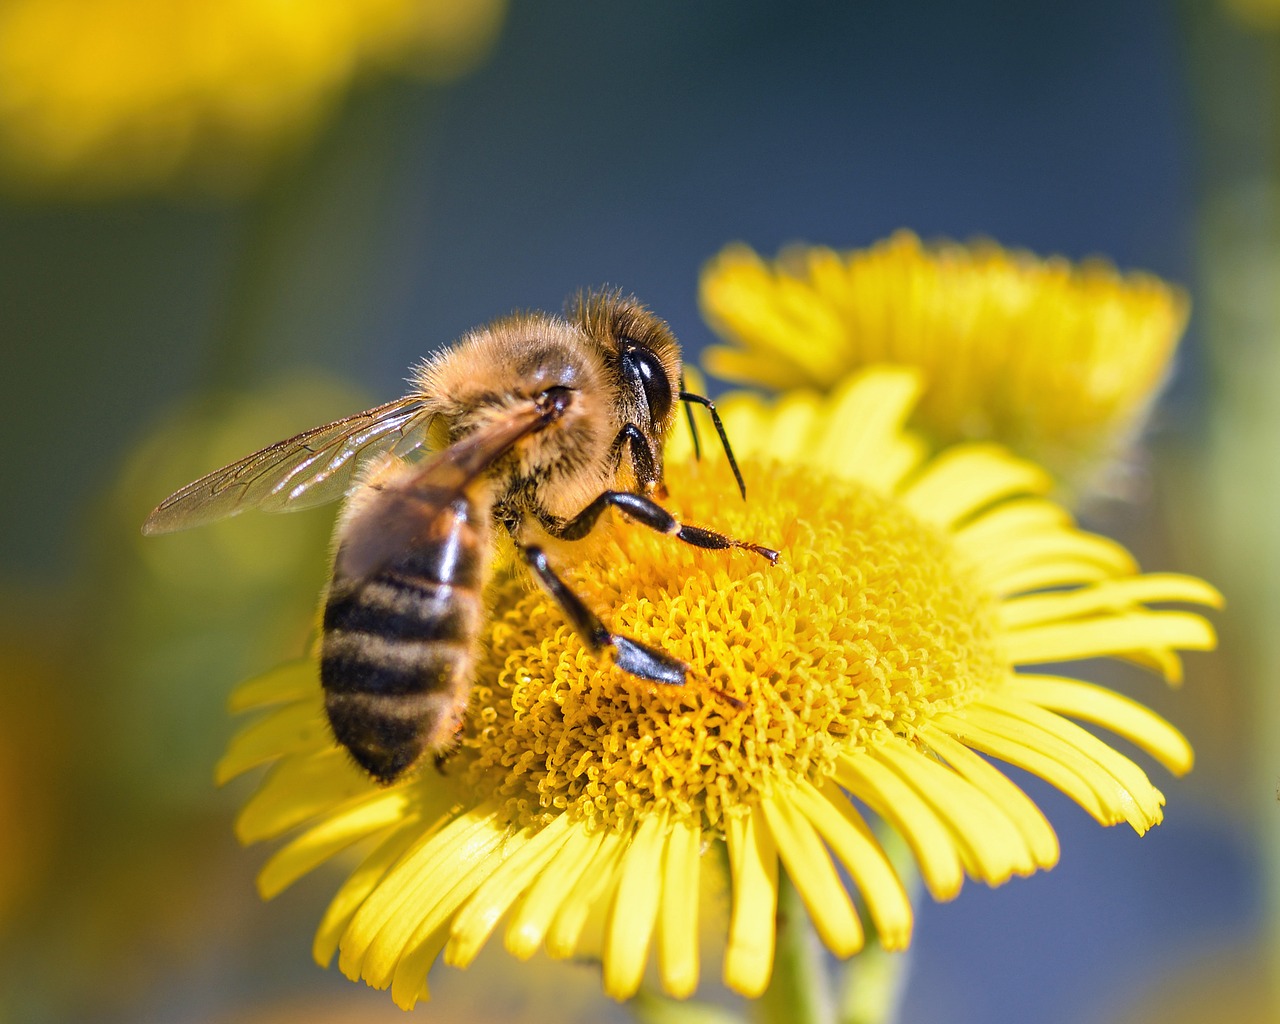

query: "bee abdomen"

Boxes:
[321, 570, 484, 783]
[324, 577, 479, 649]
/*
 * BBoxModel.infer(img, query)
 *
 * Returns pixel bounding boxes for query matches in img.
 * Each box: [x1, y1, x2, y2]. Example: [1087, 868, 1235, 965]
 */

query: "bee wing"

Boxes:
[142, 396, 435, 535]
[335, 401, 548, 584]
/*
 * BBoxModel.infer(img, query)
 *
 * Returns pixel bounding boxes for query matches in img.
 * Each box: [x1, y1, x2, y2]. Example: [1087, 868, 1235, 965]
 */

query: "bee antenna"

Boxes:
[679, 373, 703, 462]
[679, 390, 746, 500]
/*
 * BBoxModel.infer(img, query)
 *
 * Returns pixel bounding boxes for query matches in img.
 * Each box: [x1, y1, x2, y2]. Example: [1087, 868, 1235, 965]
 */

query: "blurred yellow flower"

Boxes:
[218, 366, 1218, 1009]
[1224, 0, 1280, 29]
[0, 0, 506, 195]
[700, 232, 1189, 492]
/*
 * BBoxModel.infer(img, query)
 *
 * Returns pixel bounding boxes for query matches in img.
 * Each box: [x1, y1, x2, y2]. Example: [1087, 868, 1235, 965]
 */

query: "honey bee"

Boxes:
[144, 290, 777, 783]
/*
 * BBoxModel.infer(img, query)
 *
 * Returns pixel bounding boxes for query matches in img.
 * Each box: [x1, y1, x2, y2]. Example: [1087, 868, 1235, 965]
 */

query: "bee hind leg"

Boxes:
[519, 542, 747, 706]
[521, 544, 681, 681]
[520, 544, 743, 709]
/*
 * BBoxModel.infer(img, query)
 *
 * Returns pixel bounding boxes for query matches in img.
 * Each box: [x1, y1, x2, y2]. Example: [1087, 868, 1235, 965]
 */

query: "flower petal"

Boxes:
[1002, 611, 1216, 669]
[228, 659, 317, 713]
[657, 816, 702, 999]
[723, 806, 778, 998]
[789, 779, 913, 950]
[997, 574, 1224, 630]
[446, 814, 575, 969]
[216, 700, 328, 784]
[760, 792, 863, 957]
[546, 829, 627, 960]
[980, 694, 1167, 826]
[918, 727, 1059, 869]
[971, 532, 1137, 596]
[338, 802, 505, 984]
[235, 750, 373, 843]
[902, 445, 1050, 529]
[313, 821, 428, 967]
[1013, 674, 1193, 774]
[258, 788, 415, 899]
[604, 812, 670, 1000]
[504, 825, 606, 960]
[874, 737, 1041, 883]
[835, 751, 964, 900]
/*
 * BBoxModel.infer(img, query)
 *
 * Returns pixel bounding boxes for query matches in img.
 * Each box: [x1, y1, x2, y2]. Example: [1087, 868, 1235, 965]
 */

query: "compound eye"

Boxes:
[622, 343, 673, 423]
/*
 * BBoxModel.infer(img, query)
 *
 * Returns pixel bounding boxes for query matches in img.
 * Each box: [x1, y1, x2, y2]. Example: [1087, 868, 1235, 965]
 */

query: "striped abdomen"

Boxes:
[321, 500, 489, 783]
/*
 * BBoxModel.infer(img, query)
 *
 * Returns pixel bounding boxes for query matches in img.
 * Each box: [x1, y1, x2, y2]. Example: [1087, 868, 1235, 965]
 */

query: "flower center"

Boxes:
[460, 457, 1003, 835]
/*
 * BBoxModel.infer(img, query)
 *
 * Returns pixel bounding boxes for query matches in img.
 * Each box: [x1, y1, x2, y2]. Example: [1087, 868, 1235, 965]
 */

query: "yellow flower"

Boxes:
[700, 232, 1190, 491]
[218, 367, 1218, 1009]
[0, 0, 506, 196]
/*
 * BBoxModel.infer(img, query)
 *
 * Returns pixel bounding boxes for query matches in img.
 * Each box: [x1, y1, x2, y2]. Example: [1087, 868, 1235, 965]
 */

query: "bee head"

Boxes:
[570, 289, 682, 493]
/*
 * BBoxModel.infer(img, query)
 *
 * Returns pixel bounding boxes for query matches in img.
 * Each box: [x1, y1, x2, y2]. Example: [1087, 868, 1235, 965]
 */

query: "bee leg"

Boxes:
[520, 544, 688, 686]
[543, 491, 779, 564]
[607, 424, 659, 493]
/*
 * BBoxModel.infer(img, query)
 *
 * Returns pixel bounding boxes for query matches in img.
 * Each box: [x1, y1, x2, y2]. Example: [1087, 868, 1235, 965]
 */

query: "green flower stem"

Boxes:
[757, 870, 833, 1024]
[632, 989, 746, 1024]
[838, 825, 918, 1024]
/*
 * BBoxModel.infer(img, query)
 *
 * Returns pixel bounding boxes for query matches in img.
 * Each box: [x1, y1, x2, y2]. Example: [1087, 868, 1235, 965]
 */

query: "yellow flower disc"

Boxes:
[466, 459, 1002, 835]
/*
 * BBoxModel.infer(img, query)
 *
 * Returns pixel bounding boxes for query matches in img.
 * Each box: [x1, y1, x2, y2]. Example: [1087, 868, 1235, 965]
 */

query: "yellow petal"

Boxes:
[760, 793, 863, 956]
[834, 752, 964, 900]
[919, 727, 1059, 869]
[723, 805, 778, 998]
[941, 707, 1163, 833]
[972, 532, 1137, 596]
[391, 827, 545, 1011]
[997, 574, 1224, 630]
[1002, 611, 1216, 668]
[952, 498, 1071, 556]
[873, 739, 1037, 884]
[390, 922, 450, 1011]
[216, 700, 328, 784]
[818, 368, 925, 492]
[446, 814, 575, 969]
[657, 816, 702, 999]
[228, 660, 317, 713]
[980, 695, 1167, 827]
[748, 390, 824, 464]
[338, 802, 503, 983]
[789, 779, 913, 950]
[235, 750, 373, 843]
[258, 788, 413, 899]
[313, 821, 427, 967]
[504, 826, 606, 960]
[545, 829, 627, 960]
[935, 710, 1110, 824]
[1012, 674, 1193, 774]
[604, 812, 669, 1000]
[902, 445, 1050, 528]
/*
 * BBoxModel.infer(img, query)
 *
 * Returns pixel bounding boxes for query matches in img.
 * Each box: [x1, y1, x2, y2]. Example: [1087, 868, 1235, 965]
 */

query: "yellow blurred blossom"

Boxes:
[700, 232, 1190, 491]
[0, 0, 506, 195]
[218, 366, 1218, 1009]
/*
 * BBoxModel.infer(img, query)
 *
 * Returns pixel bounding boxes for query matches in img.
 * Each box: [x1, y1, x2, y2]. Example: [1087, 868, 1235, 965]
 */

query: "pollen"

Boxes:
[464, 459, 1002, 835]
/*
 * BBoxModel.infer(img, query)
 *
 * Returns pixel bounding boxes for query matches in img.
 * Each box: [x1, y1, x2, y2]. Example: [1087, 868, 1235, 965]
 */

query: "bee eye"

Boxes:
[622, 343, 673, 423]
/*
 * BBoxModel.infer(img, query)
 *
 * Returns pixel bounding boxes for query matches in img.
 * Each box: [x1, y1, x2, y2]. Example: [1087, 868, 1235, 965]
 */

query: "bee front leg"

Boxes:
[542, 491, 779, 564]
[520, 544, 688, 686]
[607, 424, 658, 494]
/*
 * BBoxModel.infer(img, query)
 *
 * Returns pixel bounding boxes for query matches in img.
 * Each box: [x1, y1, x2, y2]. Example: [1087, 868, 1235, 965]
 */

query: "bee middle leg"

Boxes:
[541, 491, 779, 564]
[520, 544, 688, 686]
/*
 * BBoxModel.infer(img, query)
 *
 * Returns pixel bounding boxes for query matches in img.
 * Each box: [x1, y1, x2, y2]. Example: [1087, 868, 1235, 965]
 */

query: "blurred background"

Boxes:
[0, 1, 1274, 1021]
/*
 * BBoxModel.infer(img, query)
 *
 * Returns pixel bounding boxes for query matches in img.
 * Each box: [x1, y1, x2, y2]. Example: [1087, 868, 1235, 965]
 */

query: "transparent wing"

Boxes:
[143, 396, 436, 535]
[335, 401, 548, 584]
